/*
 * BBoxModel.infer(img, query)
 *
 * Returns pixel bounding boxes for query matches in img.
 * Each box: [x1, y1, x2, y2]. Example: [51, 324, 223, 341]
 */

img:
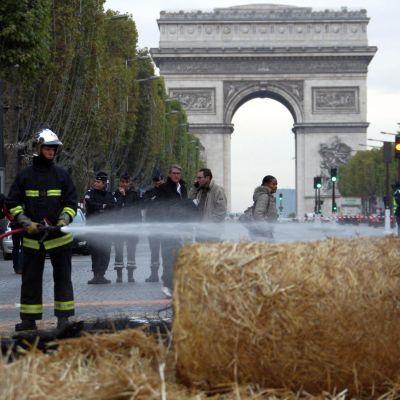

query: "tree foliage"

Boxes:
[0, 0, 51, 81]
[1, 1, 201, 197]
[338, 147, 399, 201]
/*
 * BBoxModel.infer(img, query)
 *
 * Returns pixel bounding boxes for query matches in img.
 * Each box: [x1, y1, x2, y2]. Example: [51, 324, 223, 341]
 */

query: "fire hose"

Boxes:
[0, 228, 25, 240]
[0, 225, 62, 241]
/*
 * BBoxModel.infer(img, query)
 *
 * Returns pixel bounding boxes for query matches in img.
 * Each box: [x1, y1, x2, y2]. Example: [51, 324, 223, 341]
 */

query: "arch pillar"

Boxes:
[293, 122, 369, 217]
[188, 123, 234, 209]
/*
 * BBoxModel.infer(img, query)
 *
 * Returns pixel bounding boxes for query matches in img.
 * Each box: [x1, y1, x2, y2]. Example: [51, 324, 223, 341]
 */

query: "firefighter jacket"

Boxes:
[84, 188, 116, 224]
[6, 155, 77, 253]
[113, 188, 142, 222]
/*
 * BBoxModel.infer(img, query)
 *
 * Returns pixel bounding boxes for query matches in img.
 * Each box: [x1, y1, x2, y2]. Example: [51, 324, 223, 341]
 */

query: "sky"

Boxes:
[104, 0, 400, 212]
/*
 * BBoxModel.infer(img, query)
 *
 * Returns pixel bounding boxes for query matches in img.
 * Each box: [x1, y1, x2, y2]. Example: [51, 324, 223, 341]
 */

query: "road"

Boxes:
[0, 240, 171, 333]
[0, 221, 395, 333]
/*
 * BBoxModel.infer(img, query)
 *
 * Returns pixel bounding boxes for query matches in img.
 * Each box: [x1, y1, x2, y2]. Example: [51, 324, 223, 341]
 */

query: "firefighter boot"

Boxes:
[127, 263, 136, 283]
[115, 267, 123, 283]
[145, 263, 159, 282]
[15, 319, 37, 332]
[57, 317, 69, 330]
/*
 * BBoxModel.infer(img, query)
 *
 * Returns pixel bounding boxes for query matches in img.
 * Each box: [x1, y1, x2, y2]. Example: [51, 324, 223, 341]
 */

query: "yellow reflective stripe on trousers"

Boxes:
[20, 304, 43, 314]
[47, 189, 62, 196]
[62, 207, 76, 219]
[10, 205, 24, 217]
[54, 301, 75, 311]
[43, 233, 73, 250]
[25, 190, 39, 197]
[23, 237, 41, 250]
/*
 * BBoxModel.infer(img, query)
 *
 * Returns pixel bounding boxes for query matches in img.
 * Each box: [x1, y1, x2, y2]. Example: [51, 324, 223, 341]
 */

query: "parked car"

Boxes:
[70, 208, 89, 254]
[1, 223, 14, 260]
[0, 208, 89, 259]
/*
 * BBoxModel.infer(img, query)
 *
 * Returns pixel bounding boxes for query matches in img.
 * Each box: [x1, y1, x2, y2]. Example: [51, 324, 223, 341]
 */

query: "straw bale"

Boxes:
[0, 329, 188, 400]
[173, 237, 400, 396]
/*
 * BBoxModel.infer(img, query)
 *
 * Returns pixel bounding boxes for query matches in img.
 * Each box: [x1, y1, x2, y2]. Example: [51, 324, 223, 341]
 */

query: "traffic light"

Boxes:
[314, 176, 322, 189]
[278, 193, 283, 212]
[330, 168, 337, 182]
[332, 202, 337, 212]
[395, 135, 400, 159]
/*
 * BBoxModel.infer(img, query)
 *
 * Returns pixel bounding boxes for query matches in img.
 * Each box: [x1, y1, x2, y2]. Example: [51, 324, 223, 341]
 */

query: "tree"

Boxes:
[0, 0, 51, 81]
[1, 2, 201, 197]
[338, 147, 398, 210]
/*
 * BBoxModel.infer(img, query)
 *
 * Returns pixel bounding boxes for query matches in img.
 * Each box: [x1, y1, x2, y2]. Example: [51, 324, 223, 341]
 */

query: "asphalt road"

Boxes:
[0, 240, 171, 333]
[0, 221, 395, 333]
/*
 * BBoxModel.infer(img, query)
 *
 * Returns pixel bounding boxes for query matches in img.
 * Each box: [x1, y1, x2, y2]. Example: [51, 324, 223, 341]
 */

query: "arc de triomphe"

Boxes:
[151, 4, 376, 216]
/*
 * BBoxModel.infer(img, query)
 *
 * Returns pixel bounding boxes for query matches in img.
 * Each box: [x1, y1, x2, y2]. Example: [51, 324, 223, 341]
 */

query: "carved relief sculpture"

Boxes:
[319, 136, 352, 190]
[312, 87, 359, 113]
[169, 88, 215, 114]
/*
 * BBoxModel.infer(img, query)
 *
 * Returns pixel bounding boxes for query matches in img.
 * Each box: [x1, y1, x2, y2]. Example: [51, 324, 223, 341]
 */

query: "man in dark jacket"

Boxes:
[6, 129, 77, 331]
[112, 173, 142, 283]
[152, 164, 197, 297]
[142, 172, 164, 282]
[85, 171, 116, 284]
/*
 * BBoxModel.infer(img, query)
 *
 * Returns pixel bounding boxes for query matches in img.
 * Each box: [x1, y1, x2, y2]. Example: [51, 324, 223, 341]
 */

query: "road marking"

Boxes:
[0, 298, 170, 311]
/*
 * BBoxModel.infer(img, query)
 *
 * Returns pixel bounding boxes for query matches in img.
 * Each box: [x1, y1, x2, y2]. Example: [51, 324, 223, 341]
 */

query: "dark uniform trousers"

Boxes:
[148, 234, 162, 265]
[114, 236, 139, 266]
[20, 249, 74, 320]
[160, 237, 182, 289]
[89, 239, 112, 276]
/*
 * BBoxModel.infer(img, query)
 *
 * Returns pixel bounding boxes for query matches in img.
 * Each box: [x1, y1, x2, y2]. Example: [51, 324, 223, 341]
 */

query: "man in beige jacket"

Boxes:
[189, 168, 227, 240]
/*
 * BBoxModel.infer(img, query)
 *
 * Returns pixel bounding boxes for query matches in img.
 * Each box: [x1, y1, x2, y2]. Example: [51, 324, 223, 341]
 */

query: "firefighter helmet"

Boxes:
[34, 129, 62, 155]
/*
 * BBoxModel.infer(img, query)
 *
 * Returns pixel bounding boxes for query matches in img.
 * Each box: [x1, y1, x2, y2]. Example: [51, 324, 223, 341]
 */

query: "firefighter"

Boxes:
[112, 173, 142, 283]
[85, 171, 116, 284]
[6, 129, 77, 331]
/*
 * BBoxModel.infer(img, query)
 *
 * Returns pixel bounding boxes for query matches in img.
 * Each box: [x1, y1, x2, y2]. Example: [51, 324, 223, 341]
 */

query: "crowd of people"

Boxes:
[1, 128, 280, 332]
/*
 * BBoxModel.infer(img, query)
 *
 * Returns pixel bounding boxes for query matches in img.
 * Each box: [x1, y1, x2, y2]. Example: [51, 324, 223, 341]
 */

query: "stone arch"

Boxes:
[224, 82, 304, 125]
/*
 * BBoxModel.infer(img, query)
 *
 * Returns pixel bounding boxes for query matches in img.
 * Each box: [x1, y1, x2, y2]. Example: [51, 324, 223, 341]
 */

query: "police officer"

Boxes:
[6, 129, 77, 331]
[113, 173, 142, 283]
[85, 171, 116, 284]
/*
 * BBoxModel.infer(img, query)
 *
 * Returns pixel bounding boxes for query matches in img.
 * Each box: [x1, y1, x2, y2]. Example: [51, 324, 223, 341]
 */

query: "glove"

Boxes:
[57, 212, 71, 227]
[26, 222, 43, 235]
[57, 218, 68, 227]
[16, 213, 40, 233]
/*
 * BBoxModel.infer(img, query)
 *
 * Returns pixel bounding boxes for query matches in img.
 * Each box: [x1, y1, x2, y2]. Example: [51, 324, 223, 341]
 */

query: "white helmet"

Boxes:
[35, 129, 62, 155]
